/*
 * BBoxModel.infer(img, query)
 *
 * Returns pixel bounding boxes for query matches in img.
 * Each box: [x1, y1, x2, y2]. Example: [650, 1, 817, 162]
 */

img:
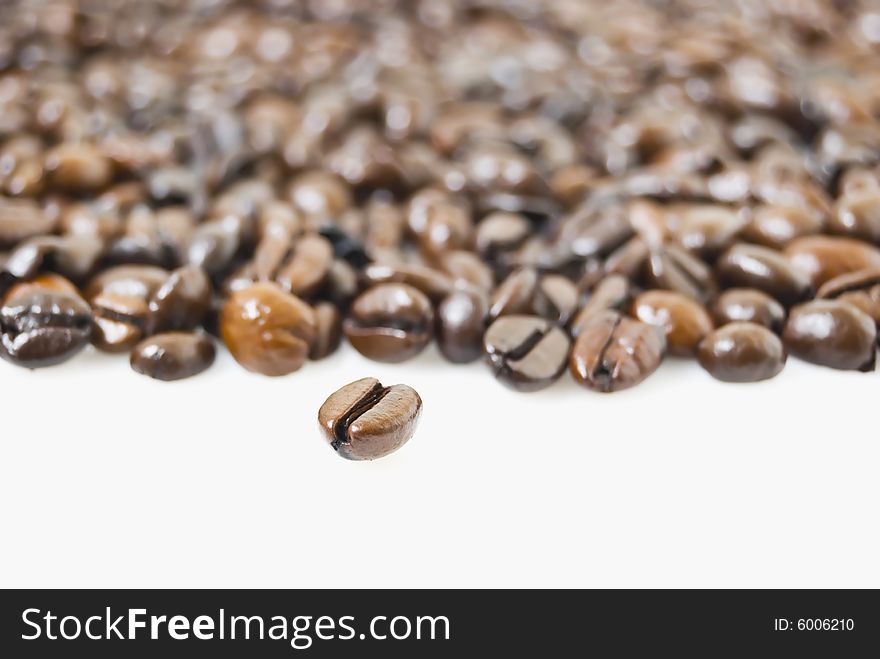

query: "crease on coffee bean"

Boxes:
[331, 381, 390, 451]
[591, 314, 622, 386]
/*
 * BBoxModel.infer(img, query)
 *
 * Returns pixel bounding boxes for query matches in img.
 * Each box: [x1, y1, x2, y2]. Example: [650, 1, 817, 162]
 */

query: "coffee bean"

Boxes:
[646, 244, 716, 302]
[44, 143, 113, 192]
[784, 236, 880, 288]
[697, 322, 786, 382]
[221, 282, 316, 376]
[3, 273, 79, 304]
[744, 204, 824, 248]
[488, 266, 538, 321]
[0, 198, 56, 248]
[533, 275, 579, 325]
[187, 215, 249, 276]
[475, 211, 531, 259]
[147, 265, 212, 334]
[406, 188, 473, 256]
[829, 192, 880, 244]
[631, 290, 713, 356]
[362, 262, 452, 303]
[318, 377, 421, 460]
[0, 290, 92, 368]
[438, 250, 494, 292]
[483, 315, 570, 391]
[674, 205, 749, 258]
[783, 299, 877, 371]
[345, 283, 433, 362]
[437, 286, 488, 364]
[310, 302, 343, 360]
[716, 243, 812, 306]
[710, 288, 786, 333]
[569, 310, 666, 393]
[570, 275, 631, 337]
[288, 170, 352, 220]
[276, 233, 333, 297]
[130, 332, 215, 381]
[816, 268, 880, 325]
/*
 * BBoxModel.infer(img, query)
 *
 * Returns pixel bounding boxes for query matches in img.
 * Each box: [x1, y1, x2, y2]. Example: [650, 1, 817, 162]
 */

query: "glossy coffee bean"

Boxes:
[0, 198, 56, 248]
[784, 236, 880, 288]
[743, 205, 824, 249]
[0, 290, 92, 368]
[570, 275, 631, 337]
[716, 243, 812, 306]
[488, 266, 538, 321]
[533, 275, 579, 325]
[829, 192, 880, 244]
[130, 332, 215, 381]
[710, 288, 786, 333]
[438, 250, 494, 292]
[437, 287, 488, 364]
[569, 311, 666, 393]
[783, 300, 876, 371]
[362, 263, 452, 303]
[221, 282, 316, 376]
[310, 302, 343, 360]
[345, 283, 433, 363]
[318, 377, 421, 461]
[148, 265, 212, 333]
[697, 322, 786, 383]
[44, 143, 113, 192]
[817, 268, 880, 325]
[276, 233, 334, 297]
[631, 290, 713, 356]
[2, 273, 79, 304]
[645, 244, 716, 302]
[475, 211, 531, 259]
[483, 315, 570, 392]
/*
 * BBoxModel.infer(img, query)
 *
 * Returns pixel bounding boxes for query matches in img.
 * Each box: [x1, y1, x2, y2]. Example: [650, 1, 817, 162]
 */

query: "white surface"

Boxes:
[0, 341, 878, 588]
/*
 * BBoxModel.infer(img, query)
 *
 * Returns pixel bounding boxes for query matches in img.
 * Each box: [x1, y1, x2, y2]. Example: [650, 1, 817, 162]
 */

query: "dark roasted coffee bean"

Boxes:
[0, 198, 56, 248]
[438, 250, 494, 292]
[475, 211, 531, 259]
[569, 310, 666, 393]
[3, 235, 104, 282]
[710, 288, 786, 333]
[716, 243, 812, 306]
[187, 215, 248, 276]
[488, 266, 538, 321]
[570, 275, 631, 337]
[318, 377, 421, 460]
[533, 274, 579, 325]
[697, 322, 786, 383]
[645, 244, 716, 302]
[743, 204, 824, 249]
[0, 290, 92, 368]
[288, 170, 352, 220]
[631, 290, 713, 356]
[483, 315, 570, 392]
[673, 205, 749, 259]
[783, 300, 877, 371]
[785, 236, 880, 288]
[829, 191, 880, 244]
[556, 200, 633, 260]
[221, 282, 316, 376]
[130, 332, 215, 381]
[817, 268, 880, 325]
[148, 265, 212, 333]
[406, 188, 473, 256]
[3, 273, 79, 304]
[437, 287, 488, 364]
[276, 233, 333, 298]
[345, 283, 433, 363]
[362, 263, 452, 303]
[310, 302, 343, 360]
[318, 224, 370, 269]
[321, 259, 361, 308]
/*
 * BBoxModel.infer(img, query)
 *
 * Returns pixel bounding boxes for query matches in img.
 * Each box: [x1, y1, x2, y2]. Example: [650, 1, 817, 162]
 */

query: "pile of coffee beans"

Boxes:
[1, 0, 880, 398]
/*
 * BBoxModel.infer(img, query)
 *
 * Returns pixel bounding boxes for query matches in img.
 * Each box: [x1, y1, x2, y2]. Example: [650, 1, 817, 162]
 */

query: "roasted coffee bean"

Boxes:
[556, 201, 633, 260]
[716, 243, 812, 306]
[829, 192, 880, 244]
[187, 215, 248, 276]
[3, 235, 104, 282]
[276, 233, 333, 298]
[533, 274, 579, 325]
[44, 143, 113, 192]
[288, 170, 352, 220]
[817, 268, 880, 325]
[310, 302, 343, 360]
[321, 259, 361, 308]
[86, 265, 169, 353]
[569, 310, 666, 393]
[483, 315, 570, 391]
[710, 288, 786, 333]
[0, 198, 56, 248]
[362, 263, 452, 303]
[130, 332, 215, 381]
[570, 275, 631, 337]
[318, 224, 369, 269]
[475, 211, 531, 259]
[673, 205, 749, 258]
[2, 273, 79, 304]
[437, 287, 488, 364]
[221, 282, 316, 377]
[406, 188, 473, 256]
[438, 250, 494, 292]
[784, 236, 880, 288]
[488, 266, 538, 321]
[645, 244, 716, 302]
[0, 290, 92, 368]
[697, 322, 786, 383]
[345, 283, 433, 363]
[148, 265, 212, 333]
[631, 290, 713, 356]
[783, 300, 877, 371]
[744, 204, 824, 249]
[318, 377, 421, 461]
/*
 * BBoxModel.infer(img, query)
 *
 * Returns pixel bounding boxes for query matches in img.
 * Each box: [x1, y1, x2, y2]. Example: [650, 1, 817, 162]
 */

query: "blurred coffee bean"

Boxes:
[187, 215, 247, 276]
[44, 143, 113, 192]
[406, 188, 473, 256]
[437, 286, 488, 364]
[570, 275, 631, 337]
[631, 290, 713, 356]
[697, 322, 786, 383]
[2, 273, 79, 304]
[829, 192, 880, 244]
[743, 205, 825, 249]
[310, 302, 343, 360]
[475, 211, 531, 260]
[783, 300, 877, 371]
[569, 311, 666, 393]
[710, 288, 786, 333]
[362, 262, 452, 303]
[437, 250, 494, 292]
[276, 233, 333, 298]
[646, 244, 716, 302]
[817, 268, 880, 325]
[319, 377, 421, 460]
[0, 290, 92, 368]
[288, 170, 352, 220]
[488, 266, 539, 322]
[483, 315, 570, 392]
[148, 265, 212, 333]
[221, 282, 316, 376]
[345, 283, 433, 363]
[533, 274, 579, 325]
[130, 332, 215, 381]
[0, 197, 56, 247]
[673, 205, 749, 258]
[716, 243, 812, 306]
[784, 235, 880, 288]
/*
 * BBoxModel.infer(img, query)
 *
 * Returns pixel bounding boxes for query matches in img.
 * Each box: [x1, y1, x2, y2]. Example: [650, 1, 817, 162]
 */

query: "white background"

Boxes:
[0, 341, 878, 588]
